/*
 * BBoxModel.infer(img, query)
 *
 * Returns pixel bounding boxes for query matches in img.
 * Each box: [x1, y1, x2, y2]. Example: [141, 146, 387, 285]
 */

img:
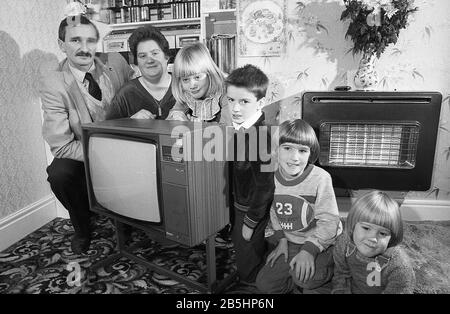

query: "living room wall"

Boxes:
[237, 0, 450, 207]
[1, 0, 448, 223]
[0, 0, 67, 220]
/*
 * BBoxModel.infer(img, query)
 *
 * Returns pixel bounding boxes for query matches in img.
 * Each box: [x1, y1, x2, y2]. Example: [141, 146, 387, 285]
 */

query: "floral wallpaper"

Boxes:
[0, 0, 67, 219]
[0, 0, 449, 223]
[238, 0, 450, 202]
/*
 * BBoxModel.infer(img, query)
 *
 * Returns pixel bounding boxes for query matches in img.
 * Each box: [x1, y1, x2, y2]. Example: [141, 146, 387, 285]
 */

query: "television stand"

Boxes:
[90, 215, 237, 294]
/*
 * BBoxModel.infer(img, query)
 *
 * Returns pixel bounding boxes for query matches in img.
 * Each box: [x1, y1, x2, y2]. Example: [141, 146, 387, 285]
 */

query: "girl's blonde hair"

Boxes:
[346, 190, 403, 247]
[172, 43, 225, 104]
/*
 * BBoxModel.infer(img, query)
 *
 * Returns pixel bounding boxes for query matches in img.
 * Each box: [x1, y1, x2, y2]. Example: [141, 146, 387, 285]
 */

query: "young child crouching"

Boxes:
[332, 190, 415, 294]
[256, 119, 342, 294]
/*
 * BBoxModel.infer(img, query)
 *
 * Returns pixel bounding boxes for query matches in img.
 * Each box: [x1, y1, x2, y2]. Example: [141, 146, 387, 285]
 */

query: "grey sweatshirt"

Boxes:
[332, 232, 416, 294]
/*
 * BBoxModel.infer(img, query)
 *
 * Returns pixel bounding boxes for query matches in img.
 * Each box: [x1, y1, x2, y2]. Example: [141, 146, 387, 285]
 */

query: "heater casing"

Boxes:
[302, 91, 442, 191]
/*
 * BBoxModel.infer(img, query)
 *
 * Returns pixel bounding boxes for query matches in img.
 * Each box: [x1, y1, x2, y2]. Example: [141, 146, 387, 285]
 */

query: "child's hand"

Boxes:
[266, 238, 288, 267]
[131, 109, 156, 119]
[242, 224, 254, 241]
[168, 111, 189, 121]
[289, 250, 315, 283]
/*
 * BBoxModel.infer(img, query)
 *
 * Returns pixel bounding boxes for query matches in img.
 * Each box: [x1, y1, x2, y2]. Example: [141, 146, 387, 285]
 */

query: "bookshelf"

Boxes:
[99, 0, 201, 26]
[76, 0, 238, 73]
[99, 1, 203, 58]
[107, 17, 200, 30]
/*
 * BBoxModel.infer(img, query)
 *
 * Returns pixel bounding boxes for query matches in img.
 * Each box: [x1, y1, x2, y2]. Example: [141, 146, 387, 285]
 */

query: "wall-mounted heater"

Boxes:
[302, 91, 442, 191]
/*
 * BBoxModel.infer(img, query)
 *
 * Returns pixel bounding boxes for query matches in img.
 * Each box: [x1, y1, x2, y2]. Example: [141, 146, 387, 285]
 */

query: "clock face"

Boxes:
[242, 1, 284, 44]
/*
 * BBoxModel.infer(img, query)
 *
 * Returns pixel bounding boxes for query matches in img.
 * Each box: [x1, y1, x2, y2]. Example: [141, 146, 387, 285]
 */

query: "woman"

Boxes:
[106, 25, 175, 120]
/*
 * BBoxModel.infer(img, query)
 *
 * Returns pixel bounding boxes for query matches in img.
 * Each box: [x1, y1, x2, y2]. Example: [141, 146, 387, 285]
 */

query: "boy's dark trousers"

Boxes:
[231, 209, 269, 283]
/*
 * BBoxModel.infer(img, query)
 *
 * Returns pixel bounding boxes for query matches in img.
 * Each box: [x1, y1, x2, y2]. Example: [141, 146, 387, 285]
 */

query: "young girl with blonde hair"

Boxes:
[167, 43, 231, 124]
[332, 190, 415, 294]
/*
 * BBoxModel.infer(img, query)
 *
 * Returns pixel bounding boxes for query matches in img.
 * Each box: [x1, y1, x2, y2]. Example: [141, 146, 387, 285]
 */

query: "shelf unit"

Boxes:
[98, 0, 201, 25]
[97, 1, 237, 73]
[100, 1, 203, 56]
[108, 17, 201, 30]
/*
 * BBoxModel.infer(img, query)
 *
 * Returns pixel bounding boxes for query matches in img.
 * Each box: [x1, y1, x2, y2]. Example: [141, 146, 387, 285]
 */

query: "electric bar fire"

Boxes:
[302, 91, 442, 190]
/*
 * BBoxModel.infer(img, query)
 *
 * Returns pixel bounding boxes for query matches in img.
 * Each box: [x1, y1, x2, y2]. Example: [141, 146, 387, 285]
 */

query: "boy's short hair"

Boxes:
[128, 25, 170, 65]
[58, 15, 99, 42]
[225, 64, 269, 100]
[346, 190, 403, 247]
[278, 119, 320, 164]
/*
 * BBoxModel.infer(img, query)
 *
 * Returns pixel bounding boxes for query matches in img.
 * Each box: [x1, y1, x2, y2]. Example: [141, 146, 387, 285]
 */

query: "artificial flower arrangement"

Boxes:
[341, 0, 418, 58]
[64, 0, 100, 18]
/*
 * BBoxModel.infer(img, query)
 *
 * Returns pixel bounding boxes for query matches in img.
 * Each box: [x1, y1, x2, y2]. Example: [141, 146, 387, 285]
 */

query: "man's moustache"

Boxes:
[76, 53, 92, 57]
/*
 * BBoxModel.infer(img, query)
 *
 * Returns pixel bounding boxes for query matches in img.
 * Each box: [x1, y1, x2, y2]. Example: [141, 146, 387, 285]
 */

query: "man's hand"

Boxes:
[131, 109, 156, 119]
[266, 238, 288, 267]
[242, 224, 254, 241]
[289, 250, 315, 282]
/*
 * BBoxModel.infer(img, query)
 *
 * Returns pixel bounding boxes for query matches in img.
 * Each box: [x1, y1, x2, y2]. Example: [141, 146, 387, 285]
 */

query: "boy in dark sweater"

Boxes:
[225, 64, 275, 284]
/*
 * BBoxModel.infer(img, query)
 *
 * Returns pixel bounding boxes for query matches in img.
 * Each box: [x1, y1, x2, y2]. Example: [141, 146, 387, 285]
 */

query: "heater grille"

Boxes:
[319, 121, 420, 169]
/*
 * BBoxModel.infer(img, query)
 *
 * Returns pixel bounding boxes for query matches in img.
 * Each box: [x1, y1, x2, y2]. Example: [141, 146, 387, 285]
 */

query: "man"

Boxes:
[40, 15, 133, 254]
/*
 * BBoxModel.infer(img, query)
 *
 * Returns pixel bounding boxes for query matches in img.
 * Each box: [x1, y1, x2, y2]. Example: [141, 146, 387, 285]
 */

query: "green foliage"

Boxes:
[341, 0, 418, 58]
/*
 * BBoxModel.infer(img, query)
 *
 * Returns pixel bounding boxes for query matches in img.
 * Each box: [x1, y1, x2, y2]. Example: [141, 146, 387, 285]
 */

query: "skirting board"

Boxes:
[54, 196, 450, 221]
[337, 197, 450, 221]
[56, 199, 70, 219]
[0, 195, 57, 252]
[1, 195, 449, 252]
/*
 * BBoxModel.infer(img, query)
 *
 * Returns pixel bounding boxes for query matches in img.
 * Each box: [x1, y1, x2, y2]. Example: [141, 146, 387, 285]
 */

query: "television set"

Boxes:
[302, 91, 442, 191]
[81, 119, 230, 247]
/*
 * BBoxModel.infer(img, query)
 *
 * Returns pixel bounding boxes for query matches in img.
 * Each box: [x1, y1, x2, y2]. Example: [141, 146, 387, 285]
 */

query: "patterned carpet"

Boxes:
[0, 216, 253, 294]
[1, 216, 449, 294]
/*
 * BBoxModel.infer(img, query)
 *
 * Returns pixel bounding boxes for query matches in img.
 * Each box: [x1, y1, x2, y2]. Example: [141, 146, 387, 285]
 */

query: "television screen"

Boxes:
[88, 135, 161, 223]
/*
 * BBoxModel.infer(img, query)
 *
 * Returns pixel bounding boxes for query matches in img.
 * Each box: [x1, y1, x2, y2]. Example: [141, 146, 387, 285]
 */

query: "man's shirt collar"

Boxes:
[68, 62, 96, 83]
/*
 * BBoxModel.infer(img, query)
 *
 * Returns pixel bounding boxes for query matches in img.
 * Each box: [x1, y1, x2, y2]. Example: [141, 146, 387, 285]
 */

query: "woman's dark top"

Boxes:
[106, 77, 175, 120]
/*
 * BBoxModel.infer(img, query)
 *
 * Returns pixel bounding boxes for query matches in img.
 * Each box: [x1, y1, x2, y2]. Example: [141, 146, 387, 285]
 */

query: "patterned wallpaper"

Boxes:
[238, 0, 450, 202]
[0, 0, 449, 222]
[0, 0, 67, 219]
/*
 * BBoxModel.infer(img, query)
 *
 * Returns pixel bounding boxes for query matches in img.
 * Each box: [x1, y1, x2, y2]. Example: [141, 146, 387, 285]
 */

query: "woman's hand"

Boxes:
[289, 250, 315, 283]
[131, 109, 156, 119]
[266, 238, 288, 267]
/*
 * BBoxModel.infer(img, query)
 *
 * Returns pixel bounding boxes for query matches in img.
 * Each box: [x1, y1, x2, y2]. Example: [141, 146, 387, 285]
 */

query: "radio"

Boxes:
[103, 30, 132, 53]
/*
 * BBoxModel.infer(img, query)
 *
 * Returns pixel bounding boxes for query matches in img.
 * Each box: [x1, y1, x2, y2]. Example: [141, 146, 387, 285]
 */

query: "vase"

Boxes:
[354, 52, 379, 90]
